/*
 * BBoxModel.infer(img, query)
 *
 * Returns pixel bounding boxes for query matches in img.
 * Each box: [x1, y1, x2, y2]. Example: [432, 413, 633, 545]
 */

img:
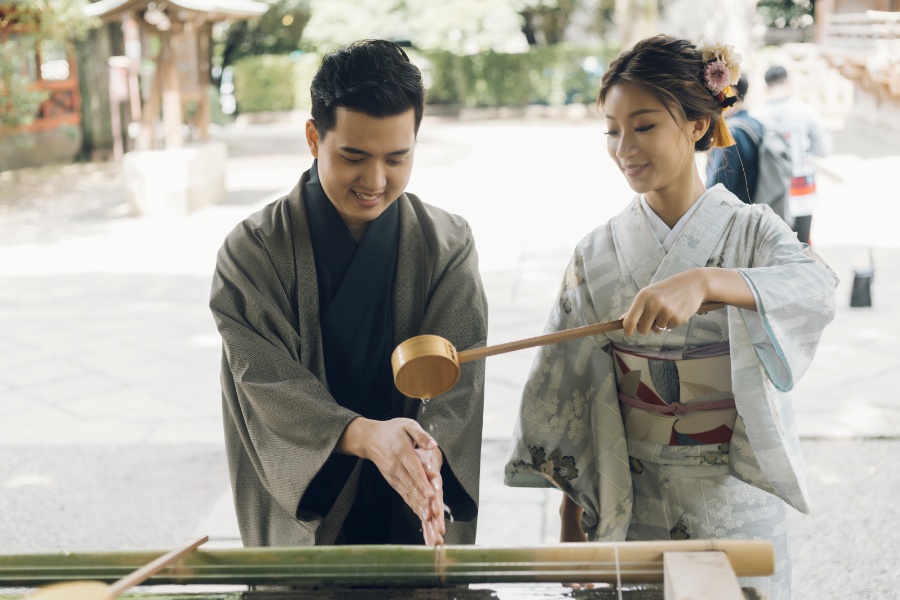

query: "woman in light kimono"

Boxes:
[505, 35, 837, 599]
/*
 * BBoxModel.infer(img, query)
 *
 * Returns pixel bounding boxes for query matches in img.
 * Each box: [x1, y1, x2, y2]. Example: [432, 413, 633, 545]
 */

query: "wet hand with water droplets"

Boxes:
[416, 444, 445, 545]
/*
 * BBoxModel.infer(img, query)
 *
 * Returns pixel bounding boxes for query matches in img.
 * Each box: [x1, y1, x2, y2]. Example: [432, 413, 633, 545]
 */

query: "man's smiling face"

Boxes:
[306, 107, 416, 238]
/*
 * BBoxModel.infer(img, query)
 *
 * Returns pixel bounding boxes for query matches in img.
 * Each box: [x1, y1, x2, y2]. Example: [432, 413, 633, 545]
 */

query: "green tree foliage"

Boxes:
[225, 0, 619, 113]
[422, 43, 614, 107]
[219, 0, 310, 69]
[301, 0, 528, 54]
[231, 54, 297, 112]
[756, 0, 815, 31]
[0, 0, 97, 131]
[231, 42, 614, 112]
[0, 38, 48, 130]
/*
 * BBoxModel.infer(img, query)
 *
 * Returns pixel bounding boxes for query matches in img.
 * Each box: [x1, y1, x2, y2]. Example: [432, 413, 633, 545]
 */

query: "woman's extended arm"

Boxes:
[622, 267, 755, 336]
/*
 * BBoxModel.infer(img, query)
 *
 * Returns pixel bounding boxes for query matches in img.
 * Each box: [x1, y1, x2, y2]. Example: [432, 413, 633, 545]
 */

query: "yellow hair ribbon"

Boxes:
[711, 86, 736, 148]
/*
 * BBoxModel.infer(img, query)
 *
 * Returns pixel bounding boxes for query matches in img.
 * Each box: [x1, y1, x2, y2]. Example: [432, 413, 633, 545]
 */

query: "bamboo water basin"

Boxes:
[0, 540, 771, 598]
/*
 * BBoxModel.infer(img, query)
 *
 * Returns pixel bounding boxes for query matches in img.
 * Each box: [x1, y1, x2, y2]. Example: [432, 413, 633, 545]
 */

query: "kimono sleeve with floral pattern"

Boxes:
[504, 245, 633, 540]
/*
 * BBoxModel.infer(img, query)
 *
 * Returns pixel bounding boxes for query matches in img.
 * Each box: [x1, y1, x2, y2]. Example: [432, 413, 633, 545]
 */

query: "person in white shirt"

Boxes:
[752, 65, 831, 244]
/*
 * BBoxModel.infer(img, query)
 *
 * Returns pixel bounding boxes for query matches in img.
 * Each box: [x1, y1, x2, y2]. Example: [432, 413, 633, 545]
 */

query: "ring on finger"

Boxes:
[655, 323, 671, 332]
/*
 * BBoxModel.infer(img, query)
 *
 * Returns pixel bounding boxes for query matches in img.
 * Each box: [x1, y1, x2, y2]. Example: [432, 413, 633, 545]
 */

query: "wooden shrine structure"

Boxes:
[83, 0, 265, 216]
[817, 1, 900, 131]
[85, 0, 267, 153]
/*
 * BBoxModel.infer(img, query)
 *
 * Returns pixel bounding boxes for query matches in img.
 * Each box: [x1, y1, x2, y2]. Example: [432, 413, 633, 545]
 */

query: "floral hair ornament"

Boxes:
[697, 40, 742, 148]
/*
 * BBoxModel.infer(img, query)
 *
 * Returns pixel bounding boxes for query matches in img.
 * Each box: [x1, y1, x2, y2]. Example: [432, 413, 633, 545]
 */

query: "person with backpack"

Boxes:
[753, 65, 831, 244]
[706, 74, 793, 225]
[706, 75, 764, 204]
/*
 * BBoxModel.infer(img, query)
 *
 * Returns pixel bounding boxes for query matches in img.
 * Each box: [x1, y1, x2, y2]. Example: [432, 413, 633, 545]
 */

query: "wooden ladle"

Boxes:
[24, 535, 208, 600]
[391, 302, 725, 399]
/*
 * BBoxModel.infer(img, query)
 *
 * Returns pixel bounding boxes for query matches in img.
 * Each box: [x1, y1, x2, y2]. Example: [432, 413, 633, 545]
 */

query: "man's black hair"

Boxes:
[310, 39, 425, 137]
[734, 74, 749, 101]
[764, 65, 788, 87]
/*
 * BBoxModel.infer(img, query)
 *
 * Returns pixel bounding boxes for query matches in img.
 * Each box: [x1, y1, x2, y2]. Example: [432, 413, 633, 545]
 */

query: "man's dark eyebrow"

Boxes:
[340, 146, 411, 156]
[605, 108, 661, 120]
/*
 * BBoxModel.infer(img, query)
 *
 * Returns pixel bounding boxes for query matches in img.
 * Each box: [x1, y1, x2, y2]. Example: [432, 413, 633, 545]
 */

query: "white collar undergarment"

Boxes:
[640, 191, 707, 253]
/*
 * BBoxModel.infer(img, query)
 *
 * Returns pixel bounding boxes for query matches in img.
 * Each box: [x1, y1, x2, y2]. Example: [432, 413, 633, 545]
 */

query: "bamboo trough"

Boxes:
[0, 541, 772, 589]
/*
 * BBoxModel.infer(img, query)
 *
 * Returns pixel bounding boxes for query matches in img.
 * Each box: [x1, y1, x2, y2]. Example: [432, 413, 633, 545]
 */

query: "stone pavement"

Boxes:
[1, 114, 899, 598]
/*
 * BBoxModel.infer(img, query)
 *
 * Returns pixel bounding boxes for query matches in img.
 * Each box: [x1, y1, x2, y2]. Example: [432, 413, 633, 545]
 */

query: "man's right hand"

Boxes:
[337, 417, 444, 542]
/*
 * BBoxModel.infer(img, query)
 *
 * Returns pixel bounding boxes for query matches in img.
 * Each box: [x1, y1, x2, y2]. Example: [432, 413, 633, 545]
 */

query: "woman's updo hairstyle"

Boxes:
[598, 35, 733, 152]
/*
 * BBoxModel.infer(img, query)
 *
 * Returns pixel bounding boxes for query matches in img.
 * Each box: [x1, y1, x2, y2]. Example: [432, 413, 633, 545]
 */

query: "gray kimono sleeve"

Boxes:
[505, 247, 632, 540]
[735, 208, 838, 391]
[727, 207, 838, 513]
[210, 218, 359, 521]
[415, 224, 488, 522]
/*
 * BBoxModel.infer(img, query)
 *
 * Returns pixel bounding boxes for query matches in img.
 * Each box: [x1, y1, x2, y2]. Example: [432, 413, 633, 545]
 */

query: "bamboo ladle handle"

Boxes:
[458, 301, 726, 362]
[107, 535, 208, 596]
[391, 302, 726, 399]
[25, 535, 208, 599]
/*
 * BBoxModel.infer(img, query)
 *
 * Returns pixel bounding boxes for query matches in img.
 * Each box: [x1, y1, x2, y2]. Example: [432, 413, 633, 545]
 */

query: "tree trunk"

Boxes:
[76, 22, 122, 160]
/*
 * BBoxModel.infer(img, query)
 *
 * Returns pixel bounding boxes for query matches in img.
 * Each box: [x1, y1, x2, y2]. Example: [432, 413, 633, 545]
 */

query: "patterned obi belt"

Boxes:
[612, 342, 737, 446]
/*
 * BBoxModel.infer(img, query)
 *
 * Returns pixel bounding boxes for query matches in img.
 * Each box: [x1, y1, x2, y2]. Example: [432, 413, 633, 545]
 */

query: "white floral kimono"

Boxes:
[505, 185, 838, 599]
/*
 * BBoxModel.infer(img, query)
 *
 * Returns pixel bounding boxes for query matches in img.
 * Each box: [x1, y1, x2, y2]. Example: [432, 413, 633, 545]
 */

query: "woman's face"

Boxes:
[602, 82, 707, 200]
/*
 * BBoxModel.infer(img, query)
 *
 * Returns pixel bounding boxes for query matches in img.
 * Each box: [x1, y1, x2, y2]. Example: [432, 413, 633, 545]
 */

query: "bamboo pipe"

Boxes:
[392, 302, 726, 399]
[1, 540, 772, 588]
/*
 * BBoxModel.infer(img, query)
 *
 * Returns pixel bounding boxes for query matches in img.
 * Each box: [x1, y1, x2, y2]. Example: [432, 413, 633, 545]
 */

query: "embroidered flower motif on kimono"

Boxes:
[540, 459, 556, 477]
[523, 359, 552, 398]
[557, 456, 578, 481]
[559, 254, 586, 314]
[669, 517, 691, 540]
[705, 499, 745, 530]
[705, 254, 725, 268]
[565, 257, 585, 290]
[529, 445, 546, 465]
[730, 436, 753, 457]
[557, 386, 591, 443]
[727, 483, 772, 507]
[516, 445, 580, 492]
[597, 504, 633, 539]
[700, 442, 729, 465]
[700, 450, 729, 465]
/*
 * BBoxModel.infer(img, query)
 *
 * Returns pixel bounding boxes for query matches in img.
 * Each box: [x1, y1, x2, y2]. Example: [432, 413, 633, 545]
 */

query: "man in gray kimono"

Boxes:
[210, 40, 487, 547]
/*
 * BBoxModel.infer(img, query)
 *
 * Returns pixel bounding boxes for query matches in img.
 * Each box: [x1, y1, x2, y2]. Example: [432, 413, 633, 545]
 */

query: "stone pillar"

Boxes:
[122, 141, 227, 217]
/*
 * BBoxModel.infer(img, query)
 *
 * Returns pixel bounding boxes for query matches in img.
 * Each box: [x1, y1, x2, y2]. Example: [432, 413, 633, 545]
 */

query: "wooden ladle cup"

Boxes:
[24, 535, 208, 600]
[391, 302, 725, 399]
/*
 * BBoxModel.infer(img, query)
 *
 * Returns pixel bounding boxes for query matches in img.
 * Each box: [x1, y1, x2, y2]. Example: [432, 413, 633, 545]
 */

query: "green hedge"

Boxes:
[232, 54, 297, 113]
[231, 45, 617, 113]
[293, 51, 324, 111]
[417, 45, 616, 108]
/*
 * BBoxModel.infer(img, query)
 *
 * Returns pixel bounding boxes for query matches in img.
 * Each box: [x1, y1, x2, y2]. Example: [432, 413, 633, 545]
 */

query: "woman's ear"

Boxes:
[691, 115, 712, 142]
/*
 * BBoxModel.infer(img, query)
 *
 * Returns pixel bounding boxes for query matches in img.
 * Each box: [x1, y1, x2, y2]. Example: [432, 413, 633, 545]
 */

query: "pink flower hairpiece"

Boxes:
[696, 41, 742, 104]
[705, 60, 731, 94]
